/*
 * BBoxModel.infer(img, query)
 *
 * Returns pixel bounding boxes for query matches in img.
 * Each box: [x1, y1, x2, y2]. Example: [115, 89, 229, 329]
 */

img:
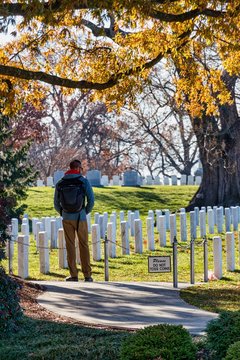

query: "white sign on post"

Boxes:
[148, 256, 171, 273]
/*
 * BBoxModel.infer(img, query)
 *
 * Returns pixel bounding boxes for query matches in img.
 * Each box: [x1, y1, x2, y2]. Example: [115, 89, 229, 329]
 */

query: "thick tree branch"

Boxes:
[0, 1, 237, 23]
[150, 8, 227, 22]
[0, 28, 190, 89]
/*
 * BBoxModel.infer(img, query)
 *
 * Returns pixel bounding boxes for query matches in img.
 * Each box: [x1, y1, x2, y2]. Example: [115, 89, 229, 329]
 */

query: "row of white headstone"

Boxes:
[35, 174, 201, 187]
[10, 220, 239, 281]
[8, 205, 240, 279]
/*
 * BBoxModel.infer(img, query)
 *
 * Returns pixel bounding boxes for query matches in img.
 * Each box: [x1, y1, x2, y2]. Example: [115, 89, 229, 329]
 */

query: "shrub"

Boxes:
[206, 311, 240, 359]
[224, 341, 240, 360]
[120, 324, 196, 360]
[0, 267, 23, 335]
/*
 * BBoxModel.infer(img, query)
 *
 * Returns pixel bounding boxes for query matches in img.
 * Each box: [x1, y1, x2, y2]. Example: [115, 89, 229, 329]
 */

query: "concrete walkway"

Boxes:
[34, 281, 218, 335]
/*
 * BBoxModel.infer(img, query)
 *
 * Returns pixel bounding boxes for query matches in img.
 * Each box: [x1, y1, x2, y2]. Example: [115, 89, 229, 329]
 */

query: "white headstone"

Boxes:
[199, 210, 206, 237]
[103, 212, 109, 234]
[36, 179, 44, 187]
[130, 212, 135, 236]
[58, 229, 67, 268]
[112, 175, 120, 185]
[207, 209, 214, 234]
[110, 213, 117, 232]
[134, 219, 143, 253]
[87, 213, 91, 233]
[164, 209, 170, 230]
[120, 221, 130, 255]
[101, 175, 109, 186]
[91, 224, 101, 261]
[194, 207, 199, 226]
[99, 215, 105, 239]
[148, 210, 154, 221]
[39, 231, 49, 274]
[50, 220, 57, 249]
[216, 207, 223, 233]
[46, 176, 54, 187]
[171, 175, 178, 186]
[225, 208, 231, 232]
[226, 232, 235, 271]
[36, 222, 43, 251]
[32, 218, 39, 239]
[107, 222, 116, 258]
[155, 210, 162, 232]
[213, 206, 218, 225]
[213, 236, 222, 279]
[180, 212, 187, 242]
[187, 175, 194, 185]
[119, 211, 125, 223]
[159, 215, 166, 247]
[147, 217, 154, 251]
[190, 211, 196, 239]
[170, 214, 176, 244]
[232, 206, 239, 231]
[18, 235, 29, 279]
[87, 170, 102, 187]
[163, 177, 170, 185]
[94, 212, 99, 224]
[180, 175, 187, 185]
[123, 170, 141, 186]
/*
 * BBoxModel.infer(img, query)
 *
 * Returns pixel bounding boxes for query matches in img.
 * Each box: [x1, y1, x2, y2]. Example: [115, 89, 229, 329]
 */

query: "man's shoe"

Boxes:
[84, 277, 93, 282]
[65, 276, 78, 282]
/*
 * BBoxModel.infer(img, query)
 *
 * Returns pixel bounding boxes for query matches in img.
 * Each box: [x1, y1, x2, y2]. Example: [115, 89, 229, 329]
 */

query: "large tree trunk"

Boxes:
[187, 72, 240, 210]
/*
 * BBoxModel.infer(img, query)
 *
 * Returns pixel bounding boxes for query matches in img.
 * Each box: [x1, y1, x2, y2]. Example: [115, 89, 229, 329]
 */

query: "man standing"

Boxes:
[54, 159, 94, 282]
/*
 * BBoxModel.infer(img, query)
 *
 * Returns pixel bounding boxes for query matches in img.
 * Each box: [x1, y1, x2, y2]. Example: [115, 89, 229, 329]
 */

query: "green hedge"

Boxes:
[120, 324, 196, 360]
[0, 267, 22, 335]
[225, 341, 240, 360]
[206, 311, 240, 359]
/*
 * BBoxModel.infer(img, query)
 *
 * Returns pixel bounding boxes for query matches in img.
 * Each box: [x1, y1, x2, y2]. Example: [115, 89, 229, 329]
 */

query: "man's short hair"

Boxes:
[70, 159, 82, 169]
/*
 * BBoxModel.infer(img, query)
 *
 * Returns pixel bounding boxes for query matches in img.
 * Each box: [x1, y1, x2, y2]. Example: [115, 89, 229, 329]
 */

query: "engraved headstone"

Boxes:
[36, 179, 44, 187]
[123, 170, 141, 186]
[101, 175, 109, 186]
[86, 170, 102, 187]
[171, 175, 178, 186]
[187, 175, 194, 185]
[46, 176, 54, 187]
[163, 177, 170, 185]
[180, 174, 187, 185]
[112, 175, 120, 185]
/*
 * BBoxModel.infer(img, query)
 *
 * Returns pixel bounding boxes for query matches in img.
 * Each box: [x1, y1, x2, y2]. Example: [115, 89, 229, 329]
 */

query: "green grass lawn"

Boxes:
[2, 185, 240, 313]
[1, 185, 240, 359]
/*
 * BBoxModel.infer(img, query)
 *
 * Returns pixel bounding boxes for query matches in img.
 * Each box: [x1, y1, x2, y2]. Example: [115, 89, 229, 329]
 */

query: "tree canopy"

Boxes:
[0, 1, 239, 114]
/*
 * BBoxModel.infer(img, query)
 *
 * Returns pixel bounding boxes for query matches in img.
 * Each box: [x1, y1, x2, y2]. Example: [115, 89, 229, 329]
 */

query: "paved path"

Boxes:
[34, 281, 218, 335]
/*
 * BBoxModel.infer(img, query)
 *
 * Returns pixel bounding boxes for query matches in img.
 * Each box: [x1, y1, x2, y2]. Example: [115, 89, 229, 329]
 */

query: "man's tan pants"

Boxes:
[62, 220, 91, 278]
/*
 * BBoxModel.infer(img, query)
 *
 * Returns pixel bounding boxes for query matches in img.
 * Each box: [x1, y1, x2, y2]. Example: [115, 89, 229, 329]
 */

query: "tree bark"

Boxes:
[187, 72, 240, 210]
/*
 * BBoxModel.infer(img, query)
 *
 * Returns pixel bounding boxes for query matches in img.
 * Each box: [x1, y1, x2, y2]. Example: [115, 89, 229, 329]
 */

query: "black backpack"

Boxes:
[57, 176, 85, 213]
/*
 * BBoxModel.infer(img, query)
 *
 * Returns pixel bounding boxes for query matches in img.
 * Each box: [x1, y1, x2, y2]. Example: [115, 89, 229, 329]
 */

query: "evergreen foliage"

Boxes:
[120, 324, 196, 360]
[0, 113, 37, 260]
[0, 267, 22, 334]
[225, 341, 240, 360]
[206, 311, 240, 359]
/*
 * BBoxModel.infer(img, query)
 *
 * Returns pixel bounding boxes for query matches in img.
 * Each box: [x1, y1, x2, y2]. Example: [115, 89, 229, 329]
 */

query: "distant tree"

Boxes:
[121, 68, 198, 178]
[28, 87, 132, 178]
